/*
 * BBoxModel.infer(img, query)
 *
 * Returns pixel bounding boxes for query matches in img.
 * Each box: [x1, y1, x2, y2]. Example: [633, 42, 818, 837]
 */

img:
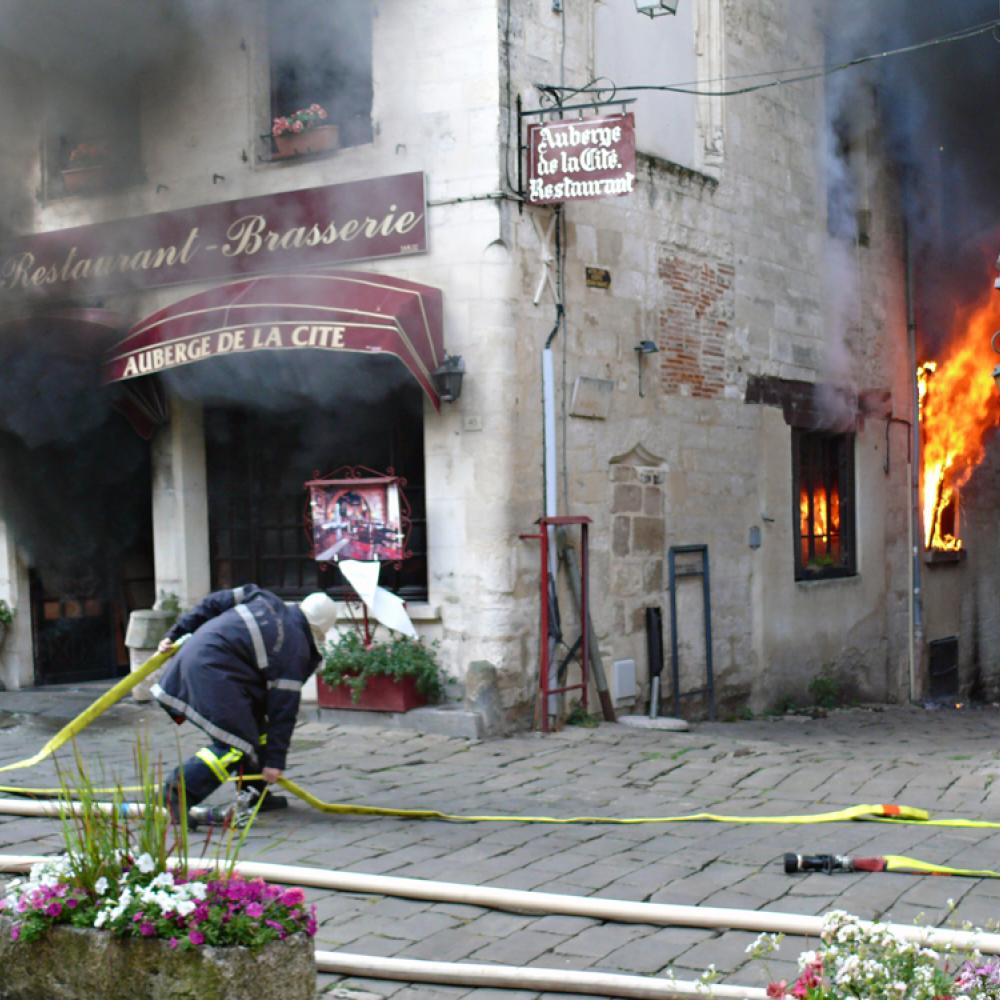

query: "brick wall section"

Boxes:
[658, 250, 735, 399]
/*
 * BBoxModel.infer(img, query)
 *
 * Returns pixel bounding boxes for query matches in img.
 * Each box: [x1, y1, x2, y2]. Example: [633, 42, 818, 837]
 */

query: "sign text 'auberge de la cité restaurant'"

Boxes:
[527, 113, 636, 205]
[0, 172, 427, 300]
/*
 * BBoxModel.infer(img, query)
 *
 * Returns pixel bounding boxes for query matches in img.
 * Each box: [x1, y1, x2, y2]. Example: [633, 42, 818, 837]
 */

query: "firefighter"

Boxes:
[152, 584, 338, 825]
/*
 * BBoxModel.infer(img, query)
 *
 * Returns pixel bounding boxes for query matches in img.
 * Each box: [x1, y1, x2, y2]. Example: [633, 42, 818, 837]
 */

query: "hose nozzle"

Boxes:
[784, 852, 854, 874]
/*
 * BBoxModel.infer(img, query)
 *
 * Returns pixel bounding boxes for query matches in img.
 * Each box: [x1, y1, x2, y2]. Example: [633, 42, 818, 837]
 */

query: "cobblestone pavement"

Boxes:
[2, 684, 1000, 997]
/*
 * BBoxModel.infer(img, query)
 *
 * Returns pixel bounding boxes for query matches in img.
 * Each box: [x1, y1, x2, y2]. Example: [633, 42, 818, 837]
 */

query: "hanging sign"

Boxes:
[527, 113, 636, 205]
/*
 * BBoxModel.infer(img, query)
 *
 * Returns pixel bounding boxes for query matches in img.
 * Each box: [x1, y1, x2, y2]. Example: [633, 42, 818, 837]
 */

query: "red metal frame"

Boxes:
[520, 516, 591, 733]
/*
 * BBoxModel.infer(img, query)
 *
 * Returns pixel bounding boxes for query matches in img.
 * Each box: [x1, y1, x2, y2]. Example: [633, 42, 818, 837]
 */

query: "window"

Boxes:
[44, 68, 142, 198]
[792, 429, 856, 580]
[267, 0, 373, 152]
[594, 0, 724, 176]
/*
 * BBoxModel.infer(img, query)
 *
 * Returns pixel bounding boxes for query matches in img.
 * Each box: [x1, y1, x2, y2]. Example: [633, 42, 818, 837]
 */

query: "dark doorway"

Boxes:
[204, 376, 426, 602]
[0, 323, 155, 685]
[25, 419, 154, 685]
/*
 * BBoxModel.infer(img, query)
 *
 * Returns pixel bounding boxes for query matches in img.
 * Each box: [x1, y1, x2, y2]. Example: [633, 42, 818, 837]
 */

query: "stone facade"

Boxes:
[0, 0, 969, 721]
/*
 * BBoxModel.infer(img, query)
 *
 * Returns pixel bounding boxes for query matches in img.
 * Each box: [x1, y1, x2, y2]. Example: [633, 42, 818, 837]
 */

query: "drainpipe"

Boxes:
[905, 225, 924, 703]
[541, 303, 564, 720]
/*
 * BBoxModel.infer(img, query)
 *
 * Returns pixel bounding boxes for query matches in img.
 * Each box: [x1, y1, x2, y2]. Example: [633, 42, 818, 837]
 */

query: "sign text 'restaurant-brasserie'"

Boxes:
[0, 172, 427, 300]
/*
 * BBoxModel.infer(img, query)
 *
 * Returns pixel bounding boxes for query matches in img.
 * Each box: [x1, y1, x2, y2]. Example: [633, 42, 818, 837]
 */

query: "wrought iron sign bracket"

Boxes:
[516, 80, 636, 204]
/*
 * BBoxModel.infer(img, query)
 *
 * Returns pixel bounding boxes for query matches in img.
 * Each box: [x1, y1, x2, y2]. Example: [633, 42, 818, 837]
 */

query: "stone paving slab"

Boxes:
[3, 688, 1000, 996]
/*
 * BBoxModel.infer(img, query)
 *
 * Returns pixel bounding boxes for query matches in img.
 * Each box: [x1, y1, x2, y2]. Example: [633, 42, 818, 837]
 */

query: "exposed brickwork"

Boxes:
[657, 250, 735, 399]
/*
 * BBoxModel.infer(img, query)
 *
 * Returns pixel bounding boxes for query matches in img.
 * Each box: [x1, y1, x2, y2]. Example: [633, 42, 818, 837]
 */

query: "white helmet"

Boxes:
[299, 592, 338, 647]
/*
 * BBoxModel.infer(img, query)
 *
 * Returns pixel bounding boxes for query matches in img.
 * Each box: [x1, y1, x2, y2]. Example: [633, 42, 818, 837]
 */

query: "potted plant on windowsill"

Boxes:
[272, 104, 339, 158]
[317, 630, 443, 712]
[62, 140, 113, 195]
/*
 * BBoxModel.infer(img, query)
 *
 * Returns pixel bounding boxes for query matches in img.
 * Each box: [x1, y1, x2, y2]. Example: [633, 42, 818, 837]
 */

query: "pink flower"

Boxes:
[767, 983, 788, 998]
[281, 888, 305, 905]
[188, 929, 205, 946]
[44, 901, 62, 918]
[168, 937, 179, 950]
[10, 924, 20, 942]
[291, 120, 304, 133]
[245, 902, 264, 918]
[140, 922, 156, 937]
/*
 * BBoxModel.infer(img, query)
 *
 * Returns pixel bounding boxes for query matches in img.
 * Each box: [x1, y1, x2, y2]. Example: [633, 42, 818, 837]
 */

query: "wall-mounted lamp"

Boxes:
[634, 340, 659, 397]
[432, 354, 465, 403]
[635, 0, 680, 16]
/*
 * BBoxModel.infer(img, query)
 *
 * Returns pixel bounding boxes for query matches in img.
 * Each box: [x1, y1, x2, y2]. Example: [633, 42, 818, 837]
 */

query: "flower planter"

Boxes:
[0, 916, 315, 1000]
[61, 165, 110, 196]
[317, 672, 427, 712]
[274, 124, 339, 158]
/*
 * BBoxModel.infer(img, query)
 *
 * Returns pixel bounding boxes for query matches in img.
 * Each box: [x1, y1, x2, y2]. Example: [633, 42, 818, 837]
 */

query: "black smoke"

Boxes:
[823, 2, 1000, 348]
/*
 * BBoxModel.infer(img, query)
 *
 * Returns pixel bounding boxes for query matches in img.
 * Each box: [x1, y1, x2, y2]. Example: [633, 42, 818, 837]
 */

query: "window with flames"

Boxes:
[793, 429, 857, 580]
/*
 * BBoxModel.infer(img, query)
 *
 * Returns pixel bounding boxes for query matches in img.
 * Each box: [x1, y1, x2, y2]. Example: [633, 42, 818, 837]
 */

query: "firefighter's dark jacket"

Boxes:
[151, 585, 320, 771]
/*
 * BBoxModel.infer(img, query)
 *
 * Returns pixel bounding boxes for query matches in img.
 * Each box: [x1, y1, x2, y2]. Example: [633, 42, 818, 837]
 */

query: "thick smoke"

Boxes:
[0, 1, 384, 609]
[822, 1, 1000, 352]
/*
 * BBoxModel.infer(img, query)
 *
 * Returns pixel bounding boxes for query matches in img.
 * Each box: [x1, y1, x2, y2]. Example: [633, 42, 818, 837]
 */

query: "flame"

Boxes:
[919, 281, 1000, 550]
[799, 482, 841, 564]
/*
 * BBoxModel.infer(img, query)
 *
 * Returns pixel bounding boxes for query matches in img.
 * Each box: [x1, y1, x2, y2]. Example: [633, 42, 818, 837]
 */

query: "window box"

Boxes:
[61, 164, 111, 196]
[273, 124, 339, 159]
[316, 672, 427, 712]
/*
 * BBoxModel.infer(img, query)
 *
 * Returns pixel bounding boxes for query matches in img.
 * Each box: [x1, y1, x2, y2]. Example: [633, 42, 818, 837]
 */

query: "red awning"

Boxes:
[101, 271, 446, 409]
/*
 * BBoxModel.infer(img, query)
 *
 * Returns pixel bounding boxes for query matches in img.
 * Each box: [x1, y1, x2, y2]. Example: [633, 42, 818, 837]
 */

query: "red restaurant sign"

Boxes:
[0, 172, 427, 300]
[527, 113, 636, 205]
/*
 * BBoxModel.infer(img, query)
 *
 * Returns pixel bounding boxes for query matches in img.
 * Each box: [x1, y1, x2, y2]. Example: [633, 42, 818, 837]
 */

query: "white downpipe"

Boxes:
[3, 853, 1000, 955]
[315, 950, 766, 999]
[542, 342, 559, 718]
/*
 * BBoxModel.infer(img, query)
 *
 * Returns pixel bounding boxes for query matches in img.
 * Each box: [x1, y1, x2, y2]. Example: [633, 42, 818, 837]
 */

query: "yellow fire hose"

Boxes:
[3, 645, 1000, 860]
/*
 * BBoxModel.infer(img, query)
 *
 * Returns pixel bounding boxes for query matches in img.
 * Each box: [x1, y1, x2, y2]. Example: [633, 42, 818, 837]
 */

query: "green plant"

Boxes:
[321, 630, 444, 704]
[808, 669, 842, 710]
[156, 590, 182, 620]
[565, 703, 600, 728]
[0, 599, 13, 627]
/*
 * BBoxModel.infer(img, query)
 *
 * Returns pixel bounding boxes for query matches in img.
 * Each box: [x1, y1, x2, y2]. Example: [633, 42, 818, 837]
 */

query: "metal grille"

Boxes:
[206, 399, 427, 602]
[792, 429, 857, 580]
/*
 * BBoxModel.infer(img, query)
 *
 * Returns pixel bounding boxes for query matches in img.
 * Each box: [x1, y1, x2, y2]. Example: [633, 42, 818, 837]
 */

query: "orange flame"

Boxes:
[919, 281, 1000, 550]
[799, 483, 841, 564]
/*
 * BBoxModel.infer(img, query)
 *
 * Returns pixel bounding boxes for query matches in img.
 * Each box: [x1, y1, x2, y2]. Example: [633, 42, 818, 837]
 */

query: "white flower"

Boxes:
[94, 877, 109, 896]
[135, 854, 155, 874]
[149, 872, 174, 889]
[175, 899, 195, 917]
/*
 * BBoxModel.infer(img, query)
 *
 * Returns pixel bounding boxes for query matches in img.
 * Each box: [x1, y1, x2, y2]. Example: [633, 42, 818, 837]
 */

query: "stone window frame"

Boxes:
[791, 428, 857, 582]
[692, 0, 725, 179]
[248, 0, 374, 165]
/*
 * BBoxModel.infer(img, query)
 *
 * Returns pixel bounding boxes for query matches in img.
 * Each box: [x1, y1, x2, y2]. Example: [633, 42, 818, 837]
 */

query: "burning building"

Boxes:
[0, 0, 996, 721]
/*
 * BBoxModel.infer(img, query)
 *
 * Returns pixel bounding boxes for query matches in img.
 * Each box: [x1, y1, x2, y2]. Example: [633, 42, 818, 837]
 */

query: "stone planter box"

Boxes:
[0, 916, 315, 999]
[317, 673, 427, 712]
[125, 608, 177, 702]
